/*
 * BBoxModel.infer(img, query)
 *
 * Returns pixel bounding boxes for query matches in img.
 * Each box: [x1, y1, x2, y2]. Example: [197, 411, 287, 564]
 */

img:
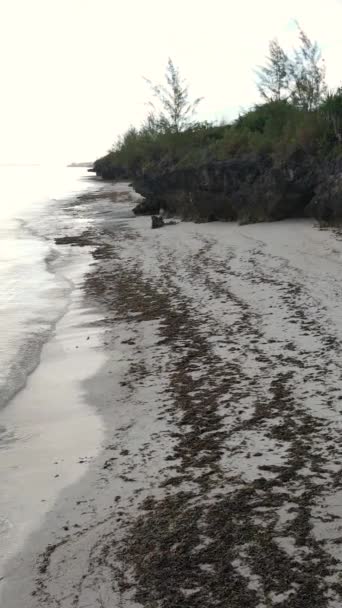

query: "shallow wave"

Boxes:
[0, 167, 96, 411]
[0, 237, 73, 410]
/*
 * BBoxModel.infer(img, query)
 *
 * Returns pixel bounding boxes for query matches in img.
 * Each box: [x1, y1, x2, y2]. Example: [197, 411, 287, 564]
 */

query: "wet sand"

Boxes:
[2, 184, 342, 607]
[0, 255, 104, 596]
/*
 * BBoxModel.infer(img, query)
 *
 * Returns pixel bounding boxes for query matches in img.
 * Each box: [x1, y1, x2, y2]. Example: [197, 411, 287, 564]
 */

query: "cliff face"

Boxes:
[308, 157, 342, 223]
[95, 152, 342, 224]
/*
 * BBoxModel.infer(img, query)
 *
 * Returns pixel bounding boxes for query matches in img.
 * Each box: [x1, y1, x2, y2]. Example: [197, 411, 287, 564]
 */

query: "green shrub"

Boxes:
[94, 96, 342, 179]
[319, 89, 342, 144]
[235, 100, 299, 136]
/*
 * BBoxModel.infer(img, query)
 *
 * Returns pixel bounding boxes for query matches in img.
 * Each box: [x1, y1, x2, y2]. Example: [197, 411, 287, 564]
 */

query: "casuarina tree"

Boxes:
[257, 39, 290, 102]
[290, 27, 327, 110]
[257, 26, 327, 110]
[145, 58, 203, 133]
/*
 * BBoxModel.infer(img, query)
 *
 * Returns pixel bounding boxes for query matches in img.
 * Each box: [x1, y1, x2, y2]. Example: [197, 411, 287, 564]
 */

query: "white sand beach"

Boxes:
[2, 184, 342, 607]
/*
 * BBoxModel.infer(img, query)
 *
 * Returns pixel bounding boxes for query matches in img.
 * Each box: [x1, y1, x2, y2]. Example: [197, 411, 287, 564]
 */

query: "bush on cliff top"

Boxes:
[94, 121, 229, 177]
[94, 29, 342, 180]
[94, 97, 342, 179]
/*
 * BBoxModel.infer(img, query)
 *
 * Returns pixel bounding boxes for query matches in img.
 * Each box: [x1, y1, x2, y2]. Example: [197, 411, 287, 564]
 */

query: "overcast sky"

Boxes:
[1, 0, 341, 164]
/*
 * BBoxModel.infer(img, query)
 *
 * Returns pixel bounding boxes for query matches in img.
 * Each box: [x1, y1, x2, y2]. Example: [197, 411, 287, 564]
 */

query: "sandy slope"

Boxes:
[3, 185, 342, 608]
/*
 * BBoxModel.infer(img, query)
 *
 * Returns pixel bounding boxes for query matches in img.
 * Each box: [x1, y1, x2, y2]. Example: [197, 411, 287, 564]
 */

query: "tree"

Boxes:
[290, 27, 327, 110]
[256, 39, 290, 102]
[256, 27, 327, 111]
[145, 58, 203, 133]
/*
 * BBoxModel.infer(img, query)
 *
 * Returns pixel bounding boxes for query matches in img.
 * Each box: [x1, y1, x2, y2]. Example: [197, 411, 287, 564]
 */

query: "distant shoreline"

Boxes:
[67, 162, 93, 168]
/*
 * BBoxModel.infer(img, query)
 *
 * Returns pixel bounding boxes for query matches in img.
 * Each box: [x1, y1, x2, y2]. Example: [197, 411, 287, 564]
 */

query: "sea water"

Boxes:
[0, 165, 96, 411]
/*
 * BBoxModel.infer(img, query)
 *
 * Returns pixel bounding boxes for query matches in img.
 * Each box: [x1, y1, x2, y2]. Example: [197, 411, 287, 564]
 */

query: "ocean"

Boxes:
[0, 165, 96, 412]
[0, 165, 108, 586]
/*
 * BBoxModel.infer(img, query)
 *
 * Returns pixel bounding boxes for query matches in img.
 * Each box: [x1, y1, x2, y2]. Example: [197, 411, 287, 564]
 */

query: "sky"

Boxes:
[0, 0, 342, 164]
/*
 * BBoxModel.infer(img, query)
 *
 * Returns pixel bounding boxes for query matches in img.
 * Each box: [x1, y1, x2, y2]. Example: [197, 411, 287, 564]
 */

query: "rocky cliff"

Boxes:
[95, 152, 342, 224]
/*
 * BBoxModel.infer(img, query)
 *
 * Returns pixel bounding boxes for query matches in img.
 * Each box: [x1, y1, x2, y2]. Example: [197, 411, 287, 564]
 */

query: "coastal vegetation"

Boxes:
[93, 28, 342, 223]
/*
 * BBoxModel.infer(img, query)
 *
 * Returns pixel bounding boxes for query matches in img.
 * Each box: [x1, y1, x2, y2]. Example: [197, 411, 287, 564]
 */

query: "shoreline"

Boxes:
[0, 168, 102, 412]
[0, 251, 105, 599]
[3, 184, 342, 606]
